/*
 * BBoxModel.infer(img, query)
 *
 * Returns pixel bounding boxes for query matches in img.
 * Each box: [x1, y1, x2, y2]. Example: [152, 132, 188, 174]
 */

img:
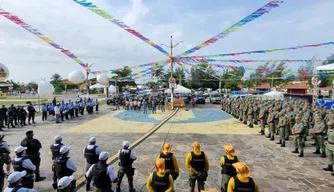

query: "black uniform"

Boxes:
[11, 106, 18, 125]
[152, 172, 170, 192]
[19, 107, 27, 126]
[21, 136, 43, 179]
[117, 149, 135, 192]
[6, 108, 15, 128]
[12, 156, 34, 188]
[233, 176, 255, 192]
[0, 106, 7, 129]
[159, 152, 178, 180]
[189, 151, 207, 192]
[84, 145, 99, 190]
[27, 105, 36, 124]
[55, 155, 76, 190]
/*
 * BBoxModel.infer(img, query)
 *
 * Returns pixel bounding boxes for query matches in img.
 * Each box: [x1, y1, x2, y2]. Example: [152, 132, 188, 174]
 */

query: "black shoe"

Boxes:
[86, 184, 91, 191]
[270, 137, 275, 141]
[331, 172, 334, 176]
[35, 176, 46, 182]
[311, 143, 316, 146]
[292, 149, 299, 153]
[243, 122, 247, 125]
[299, 152, 304, 157]
[52, 182, 58, 189]
[0, 128, 3, 131]
[260, 131, 265, 135]
[285, 137, 289, 141]
[323, 164, 333, 171]
[266, 134, 271, 138]
[249, 125, 253, 128]
[276, 140, 282, 144]
[12, 126, 16, 128]
[320, 152, 327, 158]
[281, 142, 285, 147]
[313, 150, 321, 154]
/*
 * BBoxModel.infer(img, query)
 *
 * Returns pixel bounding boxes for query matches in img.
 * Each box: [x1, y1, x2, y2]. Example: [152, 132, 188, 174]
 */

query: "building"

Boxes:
[284, 82, 308, 94]
[252, 83, 271, 92]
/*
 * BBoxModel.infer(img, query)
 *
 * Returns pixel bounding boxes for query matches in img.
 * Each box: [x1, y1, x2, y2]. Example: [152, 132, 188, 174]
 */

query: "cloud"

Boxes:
[0, 0, 333, 83]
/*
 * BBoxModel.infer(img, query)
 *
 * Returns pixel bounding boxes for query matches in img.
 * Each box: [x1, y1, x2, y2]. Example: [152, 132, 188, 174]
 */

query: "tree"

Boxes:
[113, 66, 136, 92]
[249, 61, 289, 86]
[152, 65, 165, 83]
[50, 73, 65, 94]
[186, 63, 219, 89]
[26, 81, 38, 91]
[224, 81, 240, 90]
[5, 79, 20, 90]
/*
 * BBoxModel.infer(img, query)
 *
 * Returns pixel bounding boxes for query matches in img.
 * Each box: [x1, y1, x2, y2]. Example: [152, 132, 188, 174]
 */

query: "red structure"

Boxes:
[284, 83, 308, 94]
[252, 83, 271, 92]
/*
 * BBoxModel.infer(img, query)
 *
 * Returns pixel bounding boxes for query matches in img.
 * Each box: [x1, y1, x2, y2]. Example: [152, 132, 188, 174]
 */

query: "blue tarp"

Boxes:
[231, 91, 244, 94]
[316, 99, 334, 109]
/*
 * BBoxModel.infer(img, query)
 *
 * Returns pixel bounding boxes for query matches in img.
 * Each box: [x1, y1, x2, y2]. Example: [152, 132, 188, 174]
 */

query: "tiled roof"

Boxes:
[284, 82, 308, 89]
[253, 83, 270, 89]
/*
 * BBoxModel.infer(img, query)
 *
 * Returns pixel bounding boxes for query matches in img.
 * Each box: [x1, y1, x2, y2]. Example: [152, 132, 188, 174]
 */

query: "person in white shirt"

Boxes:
[4, 171, 37, 192]
[54, 104, 61, 123]
[11, 146, 36, 189]
[85, 152, 118, 191]
[58, 175, 75, 192]
[83, 137, 101, 190]
[54, 146, 77, 190]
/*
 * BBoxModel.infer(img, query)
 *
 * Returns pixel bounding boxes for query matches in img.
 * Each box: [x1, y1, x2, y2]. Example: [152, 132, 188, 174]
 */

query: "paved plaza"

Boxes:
[3, 103, 334, 192]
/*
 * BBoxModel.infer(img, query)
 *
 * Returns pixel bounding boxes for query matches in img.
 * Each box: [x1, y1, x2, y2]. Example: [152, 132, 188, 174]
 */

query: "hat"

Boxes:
[26, 130, 33, 135]
[99, 151, 110, 160]
[224, 145, 236, 156]
[58, 175, 75, 189]
[54, 135, 63, 141]
[232, 162, 251, 177]
[15, 146, 27, 154]
[59, 146, 71, 154]
[155, 158, 165, 172]
[7, 171, 27, 184]
[123, 141, 130, 147]
[89, 137, 96, 143]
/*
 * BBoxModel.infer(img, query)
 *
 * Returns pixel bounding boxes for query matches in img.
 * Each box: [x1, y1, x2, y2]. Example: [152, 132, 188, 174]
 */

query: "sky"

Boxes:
[0, 0, 334, 83]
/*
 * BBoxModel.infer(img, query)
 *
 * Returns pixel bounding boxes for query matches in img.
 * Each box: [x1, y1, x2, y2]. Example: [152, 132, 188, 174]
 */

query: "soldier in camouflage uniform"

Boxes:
[292, 115, 304, 157]
[247, 104, 254, 128]
[277, 112, 286, 147]
[242, 103, 248, 125]
[258, 105, 265, 135]
[267, 108, 275, 140]
[312, 116, 327, 158]
[239, 101, 243, 122]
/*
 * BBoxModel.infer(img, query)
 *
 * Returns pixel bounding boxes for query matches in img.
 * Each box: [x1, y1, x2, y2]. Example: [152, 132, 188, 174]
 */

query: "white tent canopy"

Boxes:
[264, 90, 283, 97]
[89, 83, 107, 89]
[165, 84, 191, 94]
[316, 63, 334, 72]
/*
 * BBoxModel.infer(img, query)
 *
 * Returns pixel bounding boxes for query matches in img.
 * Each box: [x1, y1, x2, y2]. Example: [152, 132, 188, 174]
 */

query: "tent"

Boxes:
[165, 84, 191, 94]
[264, 90, 283, 97]
[89, 83, 107, 89]
[316, 63, 334, 73]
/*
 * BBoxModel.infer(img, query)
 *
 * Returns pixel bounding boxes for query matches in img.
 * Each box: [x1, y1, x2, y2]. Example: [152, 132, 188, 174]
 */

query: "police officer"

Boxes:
[185, 141, 209, 192]
[50, 135, 65, 189]
[19, 106, 27, 127]
[220, 145, 239, 192]
[21, 130, 45, 182]
[7, 107, 15, 128]
[27, 103, 36, 124]
[323, 121, 334, 176]
[116, 141, 137, 192]
[227, 162, 260, 192]
[146, 158, 174, 192]
[291, 116, 304, 157]
[55, 146, 77, 190]
[85, 152, 118, 192]
[4, 171, 37, 192]
[12, 146, 36, 188]
[83, 137, 101, 191]
[41, 104, 47, 121]
[157, 143, 179, 182]
[0, 105, 8, 130]
[0, 134, 11, 191]
[57, 175, 75, 192]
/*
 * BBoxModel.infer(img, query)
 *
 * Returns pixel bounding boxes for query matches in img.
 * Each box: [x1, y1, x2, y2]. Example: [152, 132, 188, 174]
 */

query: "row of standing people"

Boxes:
[0, 103, 37, 130]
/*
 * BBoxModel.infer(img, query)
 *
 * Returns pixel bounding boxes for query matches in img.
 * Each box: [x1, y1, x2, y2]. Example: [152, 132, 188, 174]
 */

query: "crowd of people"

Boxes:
[113, 95, 167, 114]
[0, 130, 259, 192]
[221, 97, 334, 176]
[0, 95, 100, 130]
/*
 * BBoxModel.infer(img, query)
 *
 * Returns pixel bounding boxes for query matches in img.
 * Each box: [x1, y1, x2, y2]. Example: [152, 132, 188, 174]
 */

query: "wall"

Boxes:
[287, 89, 307, 94]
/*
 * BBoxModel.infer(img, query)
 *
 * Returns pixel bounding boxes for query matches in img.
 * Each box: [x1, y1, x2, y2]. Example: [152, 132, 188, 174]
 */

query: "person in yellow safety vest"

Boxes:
[185, 141, 209, 192]
[220, 145, 239, 192]
[227, 162, 260, 192]
[146, 158, 174, 192]
[157, 143, 180, 180]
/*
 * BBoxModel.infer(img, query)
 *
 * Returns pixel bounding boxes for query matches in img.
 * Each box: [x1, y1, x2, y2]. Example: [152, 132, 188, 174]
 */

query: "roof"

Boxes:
[284, 82, 308, 89]
[0, 84, 13, 87]
[253, 83, 270, 89]
[63, 80, 75, 85]
[319, 86, 332, 91]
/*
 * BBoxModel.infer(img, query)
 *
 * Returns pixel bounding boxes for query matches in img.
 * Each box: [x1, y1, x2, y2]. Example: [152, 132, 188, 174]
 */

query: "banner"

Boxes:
[181, 58, 328, 63]
[180, 41, 334, 59]
[0, 8, 91, 72]
[72, 0, 170, 56]
[176, 0, 283, 57]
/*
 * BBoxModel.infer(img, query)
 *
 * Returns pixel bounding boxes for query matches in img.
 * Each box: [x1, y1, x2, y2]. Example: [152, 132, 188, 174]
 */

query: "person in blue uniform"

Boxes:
[41, 104, 47, 121]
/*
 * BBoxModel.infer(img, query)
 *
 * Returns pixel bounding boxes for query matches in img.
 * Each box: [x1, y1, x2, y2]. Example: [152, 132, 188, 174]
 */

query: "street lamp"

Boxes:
[161, 36, 183, 110]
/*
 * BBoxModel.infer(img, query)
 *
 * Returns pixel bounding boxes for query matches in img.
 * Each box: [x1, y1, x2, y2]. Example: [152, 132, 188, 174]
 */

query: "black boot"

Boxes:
[266, 134, 271, 138]
[270, 136, 275, 141]
[35, 176, 46, 182]
[331, 172, 334, 176]
[311, 143, 316, 146]
[313, 149, 321, 154]
[285, 137, 289, 141]
[281, 141, 285, 147]
[276, 140, 282, 144]
[292, 149, 299, 153]
[299, 151, 304, 157]
[320, 151, 327, 158]
[323, 164, 333, 171]
[86, 183, 91, 191]
[243, 121, 247, 125]
[129, 187, 135, 192]
[249, 125, 253, 128]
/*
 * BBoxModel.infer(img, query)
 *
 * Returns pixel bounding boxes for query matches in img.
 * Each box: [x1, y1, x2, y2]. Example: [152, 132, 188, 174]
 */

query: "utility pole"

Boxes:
[86, 63, 95, 98]
[161, 36, 183, 110]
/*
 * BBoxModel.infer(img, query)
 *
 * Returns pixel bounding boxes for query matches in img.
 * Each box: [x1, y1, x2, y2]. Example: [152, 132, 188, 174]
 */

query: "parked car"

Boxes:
[210, 94, 222, 104]
[196, 94, 206, 104]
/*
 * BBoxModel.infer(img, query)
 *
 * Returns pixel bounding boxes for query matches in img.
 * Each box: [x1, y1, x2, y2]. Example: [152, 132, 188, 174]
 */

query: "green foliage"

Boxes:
[186, 63, 218, 89]
[50, 73, 65, 94]
[249, 61, 289, 86]
[224, 81, 240, 90]
[319, 75, 334, 87]
[26, 81, 38, 91]
[113, 66, 137, 92]
[5, 79, 20, 90]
